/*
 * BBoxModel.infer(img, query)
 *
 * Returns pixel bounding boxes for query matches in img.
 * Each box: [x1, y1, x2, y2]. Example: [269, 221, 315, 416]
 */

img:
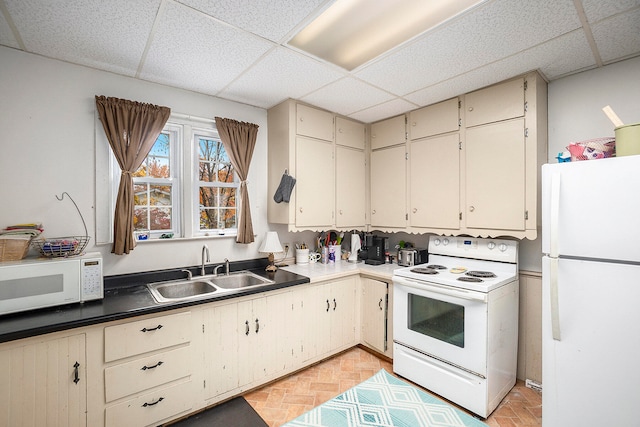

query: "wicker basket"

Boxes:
[0, 236, 32, 261]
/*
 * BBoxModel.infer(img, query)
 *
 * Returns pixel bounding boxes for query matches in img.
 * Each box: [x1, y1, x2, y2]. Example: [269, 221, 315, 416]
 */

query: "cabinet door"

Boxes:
[370, 145, 406, 228]
[371, 115, 406, 149]
[361, 278, 388, 353]
[330, 278, 357, 351]
[237, 297, 267, 388]
[409, 98, 459, 140]
[465, 118, 526, 230]
[0, 334, 86, 427]
[465, 78, 525, 127]
[296, 104, 333, 142]
[336, 146, 366, 228]
[335, 117, 365, 149]
[295, 136, 334, 227]
[202, 302, 238, 399]
[410, 133, 460, 229]
[265, 291, 296, 375]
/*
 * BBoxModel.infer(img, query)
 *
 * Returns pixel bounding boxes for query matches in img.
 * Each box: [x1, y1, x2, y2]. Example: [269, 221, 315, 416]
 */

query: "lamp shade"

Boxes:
[259, 231, 283, 254]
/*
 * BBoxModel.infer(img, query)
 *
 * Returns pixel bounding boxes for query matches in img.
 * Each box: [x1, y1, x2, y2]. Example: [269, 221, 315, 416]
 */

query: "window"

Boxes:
[132, 127, 180, 238]
[101, 118, 240, 241]
[196, 132, 238, 234]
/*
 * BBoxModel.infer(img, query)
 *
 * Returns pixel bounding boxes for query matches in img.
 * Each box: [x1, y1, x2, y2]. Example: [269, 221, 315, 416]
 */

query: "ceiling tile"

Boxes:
[218, 47, 344, 109]
[591, 8, 640, 63]
[581, 0, 640, 23]
[356, 0, 581, 96]
[3, 0, 160, 76]
[176, 0, 330, 42]
[348, 98, 419, 124]
[139, 1, 274, 95]
[301, 77, 396, 116]
[0, 11, 20, 49]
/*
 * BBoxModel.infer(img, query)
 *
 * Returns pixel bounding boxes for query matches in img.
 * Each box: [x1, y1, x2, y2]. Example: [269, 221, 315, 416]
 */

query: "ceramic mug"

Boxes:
[296, 248, 309, 264]
[309, 252, 321, 263]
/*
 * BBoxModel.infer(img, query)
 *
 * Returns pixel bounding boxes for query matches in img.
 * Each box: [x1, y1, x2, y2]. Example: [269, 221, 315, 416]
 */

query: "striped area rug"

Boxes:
[283, 369, 488, 427]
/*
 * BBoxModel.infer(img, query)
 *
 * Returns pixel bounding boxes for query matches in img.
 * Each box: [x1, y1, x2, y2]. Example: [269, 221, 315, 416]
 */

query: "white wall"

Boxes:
[0, 46, 312, 275]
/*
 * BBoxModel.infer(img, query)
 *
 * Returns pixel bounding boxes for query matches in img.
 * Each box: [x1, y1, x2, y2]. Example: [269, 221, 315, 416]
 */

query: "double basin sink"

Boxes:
[147, 271, 274, 304]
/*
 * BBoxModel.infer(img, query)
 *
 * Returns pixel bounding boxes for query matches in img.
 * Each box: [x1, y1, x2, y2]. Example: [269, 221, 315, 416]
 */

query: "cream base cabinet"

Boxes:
[0, 333, 87, 427]
[360, 278, 388, 354]
[370, 145, 407, 229]
[201, 302, 239, 400]
[409, 133, 461, 230]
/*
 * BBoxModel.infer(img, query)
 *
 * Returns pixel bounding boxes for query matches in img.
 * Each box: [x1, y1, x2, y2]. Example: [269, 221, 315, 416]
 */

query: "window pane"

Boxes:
[135, 132, 171, 177]
[198, 138, 235, 183]
[220, 187, 236, 209]
[133, 208, 148, 231]
[220, 208, 236, 229]
[150, 184, 171, 206]
[200, 208, 218, 230]
[148, 156, 170, 178]
[199, 187, 217, 208]
[149, 207, 172, 231]
[134, 184, 148, 205]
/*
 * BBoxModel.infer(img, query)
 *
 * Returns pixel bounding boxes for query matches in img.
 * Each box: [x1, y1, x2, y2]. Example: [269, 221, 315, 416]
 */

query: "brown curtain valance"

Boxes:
[96, 95, 171, 255]
[214, 117, 259, 244]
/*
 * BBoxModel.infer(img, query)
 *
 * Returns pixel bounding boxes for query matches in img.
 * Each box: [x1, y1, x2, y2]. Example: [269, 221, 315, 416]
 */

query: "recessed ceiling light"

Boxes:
[289, 0, 486, 71]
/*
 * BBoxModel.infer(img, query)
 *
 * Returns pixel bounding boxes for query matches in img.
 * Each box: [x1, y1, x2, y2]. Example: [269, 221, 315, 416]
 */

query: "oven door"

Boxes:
[393, 276, 488, 376]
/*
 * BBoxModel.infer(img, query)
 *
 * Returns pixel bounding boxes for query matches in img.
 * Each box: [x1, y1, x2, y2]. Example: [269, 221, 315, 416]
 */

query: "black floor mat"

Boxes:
[167, 397, 268, 427]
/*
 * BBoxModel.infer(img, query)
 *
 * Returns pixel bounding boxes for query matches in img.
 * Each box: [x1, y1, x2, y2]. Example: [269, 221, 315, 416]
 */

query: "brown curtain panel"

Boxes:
[95, 95, 171, 255]
[215, 117, 259, 244]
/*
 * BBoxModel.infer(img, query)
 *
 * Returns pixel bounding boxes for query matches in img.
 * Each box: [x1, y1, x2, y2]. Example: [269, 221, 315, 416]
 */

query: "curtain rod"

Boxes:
[171, 112, 216, 124]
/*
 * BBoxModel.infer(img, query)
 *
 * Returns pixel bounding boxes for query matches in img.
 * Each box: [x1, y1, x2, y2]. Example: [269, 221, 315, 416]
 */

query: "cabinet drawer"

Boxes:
[371, 115, 406, 149]
[105, 346, 192, 402]
[104, 312, 191, 362]
[465, 77, 524, 127]
[296, 104, 333, 141]
[105, 380, 193, 427]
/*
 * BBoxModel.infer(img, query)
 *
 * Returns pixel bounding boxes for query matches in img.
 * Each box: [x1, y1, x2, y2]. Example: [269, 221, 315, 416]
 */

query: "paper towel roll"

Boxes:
[349, 234, 361, 261]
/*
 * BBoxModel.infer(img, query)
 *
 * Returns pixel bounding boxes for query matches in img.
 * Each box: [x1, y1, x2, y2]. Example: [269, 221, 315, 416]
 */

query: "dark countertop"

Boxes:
[0, 260, 310, 344]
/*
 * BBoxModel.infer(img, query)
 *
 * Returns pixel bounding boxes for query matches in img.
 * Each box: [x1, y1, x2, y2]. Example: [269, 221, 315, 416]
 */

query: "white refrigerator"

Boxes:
[542, 155, 640, 427]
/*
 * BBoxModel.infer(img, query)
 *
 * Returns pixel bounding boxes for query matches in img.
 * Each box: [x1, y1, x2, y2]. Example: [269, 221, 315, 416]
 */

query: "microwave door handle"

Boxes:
[394, 277, 487, 303]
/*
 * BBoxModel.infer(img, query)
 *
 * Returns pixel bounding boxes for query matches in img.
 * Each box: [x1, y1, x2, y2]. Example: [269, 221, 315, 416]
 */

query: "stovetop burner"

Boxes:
[410, 267, 439, 275]
[466, 271, 497, 278]
[458, 276, 484, 283]
[426, 264, 447, 270]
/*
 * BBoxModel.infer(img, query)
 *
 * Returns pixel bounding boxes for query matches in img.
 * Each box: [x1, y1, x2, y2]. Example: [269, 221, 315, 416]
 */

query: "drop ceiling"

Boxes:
[1, 0, 639, 123]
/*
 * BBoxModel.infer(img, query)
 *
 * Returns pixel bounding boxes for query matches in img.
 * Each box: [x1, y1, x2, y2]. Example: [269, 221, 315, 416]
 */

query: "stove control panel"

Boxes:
[429, 236, 518, 263]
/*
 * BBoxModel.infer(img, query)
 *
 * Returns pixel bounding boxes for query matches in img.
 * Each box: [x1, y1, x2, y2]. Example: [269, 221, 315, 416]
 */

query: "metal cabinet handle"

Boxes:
[333, 298, 337, 311]
[469, 206, 475, 212]
[378, 298, 383, 310]
[468, 106, 474, 111]
[412, 208, 417, 213]
[140, 324, 163, 332]
[141, 361, 164, 371]
[245, 320, 250, 336]
[299, 207, 303, 213]
[73, 361, 80, 384]
[142, 397, 164, 407]
[255, 318, 260, 334]
[372, 210, 376, 214]
[326, 299, 330, 312]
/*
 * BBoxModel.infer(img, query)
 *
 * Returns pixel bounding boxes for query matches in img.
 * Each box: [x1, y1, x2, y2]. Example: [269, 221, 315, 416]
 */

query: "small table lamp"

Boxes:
[259, 231, 283, 272]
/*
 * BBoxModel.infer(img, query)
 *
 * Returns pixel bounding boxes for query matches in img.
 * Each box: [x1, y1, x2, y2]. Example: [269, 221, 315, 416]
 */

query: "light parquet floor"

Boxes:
[245, 346, 542, 427]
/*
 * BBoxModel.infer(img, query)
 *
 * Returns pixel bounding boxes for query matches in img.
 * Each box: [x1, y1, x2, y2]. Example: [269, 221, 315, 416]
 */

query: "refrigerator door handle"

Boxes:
[550, 172, 561, 258]
[550, 257, 561, 341]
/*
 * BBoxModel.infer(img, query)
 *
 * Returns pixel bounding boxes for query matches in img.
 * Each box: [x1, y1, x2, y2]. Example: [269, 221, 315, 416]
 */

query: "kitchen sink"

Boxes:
[209, 271, 273, 289]
[147, 279, 219, 303]
[147, 271, 274, 303]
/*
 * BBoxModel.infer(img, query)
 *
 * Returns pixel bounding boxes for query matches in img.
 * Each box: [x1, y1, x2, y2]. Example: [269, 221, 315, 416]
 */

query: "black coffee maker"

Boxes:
[364, 235, 387, 265]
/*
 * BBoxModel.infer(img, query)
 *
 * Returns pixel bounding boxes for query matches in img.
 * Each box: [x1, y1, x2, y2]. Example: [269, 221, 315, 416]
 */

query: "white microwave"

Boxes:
[0, 252, 103, 316]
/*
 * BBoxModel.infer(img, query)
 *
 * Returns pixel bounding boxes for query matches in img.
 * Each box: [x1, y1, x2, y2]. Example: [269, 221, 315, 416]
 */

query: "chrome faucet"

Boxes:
[201, 244, 210, 276]
[224, 258, 230, 275]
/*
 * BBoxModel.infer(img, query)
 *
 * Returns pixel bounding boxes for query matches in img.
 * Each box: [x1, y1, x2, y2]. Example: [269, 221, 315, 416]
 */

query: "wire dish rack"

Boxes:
[32, 192, 91, 257]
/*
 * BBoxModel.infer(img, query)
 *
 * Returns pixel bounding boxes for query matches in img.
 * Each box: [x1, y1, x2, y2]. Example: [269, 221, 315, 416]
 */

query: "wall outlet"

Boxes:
[281, 242, 290, 258]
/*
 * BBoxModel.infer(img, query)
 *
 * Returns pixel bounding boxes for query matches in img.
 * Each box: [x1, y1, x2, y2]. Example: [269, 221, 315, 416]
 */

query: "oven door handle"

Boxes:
[393, 277, 488, 303]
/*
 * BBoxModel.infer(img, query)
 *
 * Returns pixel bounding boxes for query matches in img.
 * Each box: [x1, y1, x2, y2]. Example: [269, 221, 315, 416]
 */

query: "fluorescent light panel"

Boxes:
[289, 0, 485, 71]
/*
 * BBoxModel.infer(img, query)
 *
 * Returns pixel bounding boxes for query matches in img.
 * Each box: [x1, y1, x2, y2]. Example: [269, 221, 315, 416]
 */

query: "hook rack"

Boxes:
[55, 192, 89, 238]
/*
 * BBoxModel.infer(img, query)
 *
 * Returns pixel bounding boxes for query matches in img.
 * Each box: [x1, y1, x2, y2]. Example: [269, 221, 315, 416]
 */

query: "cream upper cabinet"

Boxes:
[296, 103, 334, 141]
[336, 145, 366, 228]
[360, 278, 388, 354]
[0, 333, 87, 427]
[370, 145, 407, 228]
[410, 133, 461, 230]
[409, 98, 459, 140]
[465, 77, 525, 127]
[295, 136, 334, 227]
[465, 118, 526, 231]
[336, 116, 365, 149]
[370, 115, 406, 149]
